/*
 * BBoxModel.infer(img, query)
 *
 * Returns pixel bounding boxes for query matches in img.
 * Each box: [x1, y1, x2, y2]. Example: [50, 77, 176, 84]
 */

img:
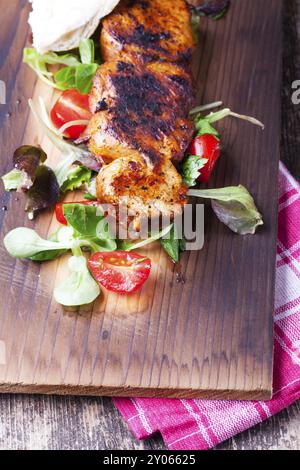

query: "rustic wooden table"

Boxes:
[0, 1, 299, 451]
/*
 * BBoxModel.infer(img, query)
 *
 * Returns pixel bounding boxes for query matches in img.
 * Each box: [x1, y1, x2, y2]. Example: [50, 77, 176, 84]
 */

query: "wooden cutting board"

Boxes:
[0, 0, 281, 400]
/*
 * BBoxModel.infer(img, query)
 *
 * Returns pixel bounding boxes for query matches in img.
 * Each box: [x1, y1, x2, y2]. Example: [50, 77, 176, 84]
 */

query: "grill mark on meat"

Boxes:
[117, 61, 134, 72]
[178, 48, 194, 62]
[169, 74, 189, 87]
[131, 25, 171, 46]
[111, 73, 166, 115]
[113, 25, 172, 56]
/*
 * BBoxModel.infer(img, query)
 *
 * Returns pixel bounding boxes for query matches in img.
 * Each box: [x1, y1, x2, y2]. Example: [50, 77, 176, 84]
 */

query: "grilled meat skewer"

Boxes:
[88, 0, 196, 223]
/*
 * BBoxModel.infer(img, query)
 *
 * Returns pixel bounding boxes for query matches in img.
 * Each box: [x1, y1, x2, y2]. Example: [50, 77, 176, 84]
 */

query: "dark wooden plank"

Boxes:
[0, 0, 281, 401]
[0, 394, 299, 450]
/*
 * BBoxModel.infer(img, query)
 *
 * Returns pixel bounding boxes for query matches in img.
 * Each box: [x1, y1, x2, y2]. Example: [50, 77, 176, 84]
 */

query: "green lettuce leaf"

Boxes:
[194, 115, 220, 137]
[160, 224, 185, 263]
[23, 48, 80, 89]
[54, 66, 77, 90]
[75, 63, 98, 94]
[23, 46, 98, 94]
[63, 203, 117, 252]
[29, 98, 100, 190]
[84, 192, 97, 201]
[2, 169, 23, 191]
[54, 256, 100, 307]
[3, 227, 75, 259]
[60, 166, 92, 193]
[188, 185, 264, 235]
[29, 227, 73, 261]
[182, 155, 208, 188]
[63, 203, 104, 237]
[193, 108, 264, 138]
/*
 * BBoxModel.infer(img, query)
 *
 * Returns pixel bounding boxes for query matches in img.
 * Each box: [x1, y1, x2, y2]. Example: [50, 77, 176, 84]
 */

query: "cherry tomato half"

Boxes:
[88, 251, 151, 294]
[55, 201, 97, 225]
[50, 89, 92, 140]
[188, 134, 221, 183]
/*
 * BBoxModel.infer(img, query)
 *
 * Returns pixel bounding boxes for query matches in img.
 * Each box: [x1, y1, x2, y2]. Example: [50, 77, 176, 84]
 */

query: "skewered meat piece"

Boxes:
[97, 155, 187, 220]
[87, 57, 195, 165]
[101, 0, 195, 63]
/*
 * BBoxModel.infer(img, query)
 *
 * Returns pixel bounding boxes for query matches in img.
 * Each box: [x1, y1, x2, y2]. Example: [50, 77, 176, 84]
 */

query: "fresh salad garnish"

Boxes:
[89, 252, 151, 295]
[2, 145, 47, 192]
[54, 255, 100, 307]
[120, 223, 185, 264]
[55, 201, 97, 226]
[1, 119, 94, 218]
[188, 186, 264, 235]
[2, 141, 93, 218]
[2, 145, 60, 219]
[62, 203, 117, 253]
[29, 98, 100, 180]
[182, 153, 208, 188]
[182, 106, 264, 187]
[188, 134, 221, 184]
[50, 89, 92, 139]
[4, 226, 76, 261]
[25, 165, 60, 220]
[2, 96, 100, 216]
[84, 177, 98, 201]
[4, 202, 122, 306]
[60, 166, 92, 193]
[23, 39, 99, 94]
[3, 204, 117, 259]
[161, 224, 186, 263]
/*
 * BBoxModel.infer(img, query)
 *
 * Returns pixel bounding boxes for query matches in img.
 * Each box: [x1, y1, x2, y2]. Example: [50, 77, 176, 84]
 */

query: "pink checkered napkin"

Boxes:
[114, 162, 300, 450]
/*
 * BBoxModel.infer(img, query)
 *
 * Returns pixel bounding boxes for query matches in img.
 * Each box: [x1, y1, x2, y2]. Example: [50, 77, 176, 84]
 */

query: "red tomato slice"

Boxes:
[88, 252, 151, 294]
[50, 89, 92, 140]
[55, 201, 97, 225]
[188, 134, 221, 183]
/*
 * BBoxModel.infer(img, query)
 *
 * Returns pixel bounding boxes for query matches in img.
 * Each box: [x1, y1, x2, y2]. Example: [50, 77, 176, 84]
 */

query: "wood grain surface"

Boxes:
[0, 1, 281, 400]
[0, 0, 298, 452]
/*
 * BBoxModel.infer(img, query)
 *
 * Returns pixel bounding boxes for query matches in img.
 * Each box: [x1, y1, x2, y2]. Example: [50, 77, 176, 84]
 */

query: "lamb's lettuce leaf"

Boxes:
[188, 185, 263, 235]
[54, 256, 100, 307]
[4, 227, 75, 259]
